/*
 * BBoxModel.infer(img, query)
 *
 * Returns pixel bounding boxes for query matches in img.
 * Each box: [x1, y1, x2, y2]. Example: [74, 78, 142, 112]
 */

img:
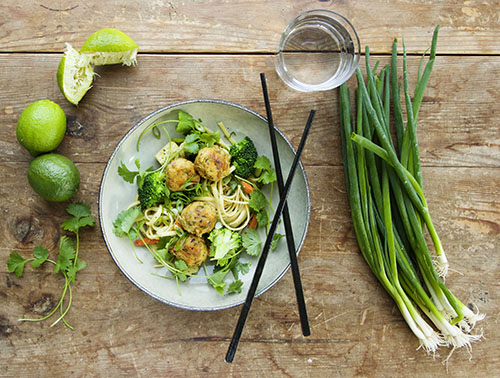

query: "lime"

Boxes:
[28, 153, 80, 202]
[80, 28, 138, 66]
[57, 43, 94, 105]
[17, 100, 67, 156]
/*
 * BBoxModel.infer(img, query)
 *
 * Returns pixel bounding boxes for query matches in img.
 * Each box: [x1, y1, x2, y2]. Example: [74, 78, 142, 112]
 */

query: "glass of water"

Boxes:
[275, 9, 360, 92]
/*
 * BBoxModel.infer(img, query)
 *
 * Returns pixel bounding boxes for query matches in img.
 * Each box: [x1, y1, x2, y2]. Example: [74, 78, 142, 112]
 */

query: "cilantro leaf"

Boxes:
[200, 130, 220, 146]
[231, 261, 250, 280]
[208, 269, 229, 294]
[248, 190, 267, 212]
[61, 216, 96, 233]
[242, 229, 262, 256]
[7, 252, 28, 277]
[66, 202, 91, 218]
[174, 259, 188, 271]
[113, 207, 143, 237]
[183, 133, 201, 155]
[118, 159, 152, 187]
[54, 236, 75, 274]
[176, 110, 196, 134]
[259, 169, 277, 185]
[118, 160, 139, 184]
[173, 259, 189, 282]
[61, 217, 80, 233]
[32, 246, 49, 268]
[256, 209, 268, 228]
[184, 133, 199, 144]
[271, 233, 285, 251]
[254, 156, 277, 184]
[227, 279, 243, 294]
[62, 203, 96, 234]
[156, 248, 171, 262]
[254, 155, 272, 171]
[67, 258, 86, 283]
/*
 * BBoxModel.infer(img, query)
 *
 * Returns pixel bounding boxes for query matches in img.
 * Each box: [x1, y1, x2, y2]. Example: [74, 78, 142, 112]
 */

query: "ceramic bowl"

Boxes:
[98, 99, 310, 310]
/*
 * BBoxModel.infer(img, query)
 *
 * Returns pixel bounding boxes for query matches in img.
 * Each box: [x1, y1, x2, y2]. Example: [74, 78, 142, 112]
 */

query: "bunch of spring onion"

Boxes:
[339, 25, 484, 356]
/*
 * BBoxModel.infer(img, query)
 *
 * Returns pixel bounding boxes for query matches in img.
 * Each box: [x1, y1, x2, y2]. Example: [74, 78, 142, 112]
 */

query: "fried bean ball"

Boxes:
[171, 234, 209, 267]
[194, 146, 231, 182]
[180, 201, 217, 236]
[165, 157, 200, 192]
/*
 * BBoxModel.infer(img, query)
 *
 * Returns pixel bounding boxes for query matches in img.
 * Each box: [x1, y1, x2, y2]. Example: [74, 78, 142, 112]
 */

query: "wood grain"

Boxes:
[1, 163, 498, 376]
[1, 2, 500, 375]
[1, 1, 500, 54]
[1, 54, 499, 168]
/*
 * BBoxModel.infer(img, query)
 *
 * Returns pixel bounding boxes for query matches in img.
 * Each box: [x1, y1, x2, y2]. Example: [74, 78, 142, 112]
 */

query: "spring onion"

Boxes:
[339, 25, 484, 357]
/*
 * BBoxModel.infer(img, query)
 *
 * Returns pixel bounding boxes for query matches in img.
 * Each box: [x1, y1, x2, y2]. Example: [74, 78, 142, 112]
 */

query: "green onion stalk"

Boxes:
[339, 25, 484, 355]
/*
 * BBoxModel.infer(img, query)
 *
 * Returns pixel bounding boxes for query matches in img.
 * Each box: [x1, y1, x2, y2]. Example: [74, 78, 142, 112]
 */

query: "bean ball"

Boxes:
[180, 201, 217, 236]
[165, 157, 200, 192]
[171, 234, 209, 267]
[194, 146, 231, 182]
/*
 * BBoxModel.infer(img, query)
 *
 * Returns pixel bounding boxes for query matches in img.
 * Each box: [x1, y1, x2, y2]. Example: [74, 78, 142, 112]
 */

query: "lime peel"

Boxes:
[80, 28, 139, 66]
[57, 43, 94, 105]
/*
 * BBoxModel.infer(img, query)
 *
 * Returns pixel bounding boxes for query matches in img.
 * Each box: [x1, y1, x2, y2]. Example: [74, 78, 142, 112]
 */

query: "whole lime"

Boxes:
[16, 100, 67, 156]
[28, 153, 80, 202]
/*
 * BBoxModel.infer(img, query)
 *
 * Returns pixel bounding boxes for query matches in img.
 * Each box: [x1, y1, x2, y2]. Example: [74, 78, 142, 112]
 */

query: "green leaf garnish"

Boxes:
[67, 258, 86, 283]
[208, 269, 229, 294]
[61, 202, 95, 233]
[227, 279, 243, 294]
[248, 190, 267, 212]
[271, 233, 285, 251]
[112, 207, 143, 237]
[54, 236, 75, 274]
[7, 252, 28, 277]
[254, 156, 277, 184]
[176, 110, 197, 134]
[231, 261, 250, 279]
[256, 209, 268, 228]
[32, 246, 49, 268]
[242, 229, 262, 256]
[8, 202, 95, 329]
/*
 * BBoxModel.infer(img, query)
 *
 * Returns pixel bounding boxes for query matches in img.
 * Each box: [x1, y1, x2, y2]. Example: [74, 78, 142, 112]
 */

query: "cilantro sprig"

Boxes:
[117, 158, 152, 187]
[254, 156, 277, 185]
[136, 110, 220, 153]
[6, 202, 95, 329]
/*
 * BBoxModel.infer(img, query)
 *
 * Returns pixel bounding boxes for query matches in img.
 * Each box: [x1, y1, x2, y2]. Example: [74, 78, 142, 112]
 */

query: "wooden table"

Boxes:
[1, 1, 499, 376]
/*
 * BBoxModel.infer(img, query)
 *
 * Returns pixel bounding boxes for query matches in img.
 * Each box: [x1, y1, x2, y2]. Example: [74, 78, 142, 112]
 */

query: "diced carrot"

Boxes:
[248, 213, 258, 229]
[135, 238, 159, 246]
[175, 220, 183, 229]
[241, 180, 254, 194]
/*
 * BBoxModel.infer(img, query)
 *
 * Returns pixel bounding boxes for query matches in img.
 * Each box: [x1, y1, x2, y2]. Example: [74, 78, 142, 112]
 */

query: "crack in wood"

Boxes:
[40, 4, 79, 12]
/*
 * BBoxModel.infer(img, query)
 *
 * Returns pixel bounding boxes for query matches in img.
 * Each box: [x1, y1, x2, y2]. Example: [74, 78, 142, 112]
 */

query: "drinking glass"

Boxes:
[275, 9, 360, 92]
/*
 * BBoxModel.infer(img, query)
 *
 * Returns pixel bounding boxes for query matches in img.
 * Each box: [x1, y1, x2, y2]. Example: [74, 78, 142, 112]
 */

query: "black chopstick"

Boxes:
[260, 72, 310, 337]
[225, 108, 315, 363]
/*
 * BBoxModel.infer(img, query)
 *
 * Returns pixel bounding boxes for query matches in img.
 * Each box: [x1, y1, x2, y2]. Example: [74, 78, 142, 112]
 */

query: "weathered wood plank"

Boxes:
[1, 1, 499, 54]
[0, 54, 499, 169]
[1, 161, 498, 375]
[1, 1, 499, 376]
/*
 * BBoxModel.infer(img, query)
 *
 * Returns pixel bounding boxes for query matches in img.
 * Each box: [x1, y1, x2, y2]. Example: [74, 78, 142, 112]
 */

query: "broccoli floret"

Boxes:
[229, 136, 258, 178]
[208, 227, 242, 261]
[138, 170, 167, 210]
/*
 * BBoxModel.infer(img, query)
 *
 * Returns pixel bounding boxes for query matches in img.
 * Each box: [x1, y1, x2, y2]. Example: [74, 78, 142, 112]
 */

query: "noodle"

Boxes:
[197, 178, 251, 231]
[137, 204, 177, 239]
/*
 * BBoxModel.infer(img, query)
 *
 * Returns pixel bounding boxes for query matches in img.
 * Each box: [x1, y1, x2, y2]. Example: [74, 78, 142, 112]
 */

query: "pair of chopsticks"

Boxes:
[225, 73, 315, 363]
